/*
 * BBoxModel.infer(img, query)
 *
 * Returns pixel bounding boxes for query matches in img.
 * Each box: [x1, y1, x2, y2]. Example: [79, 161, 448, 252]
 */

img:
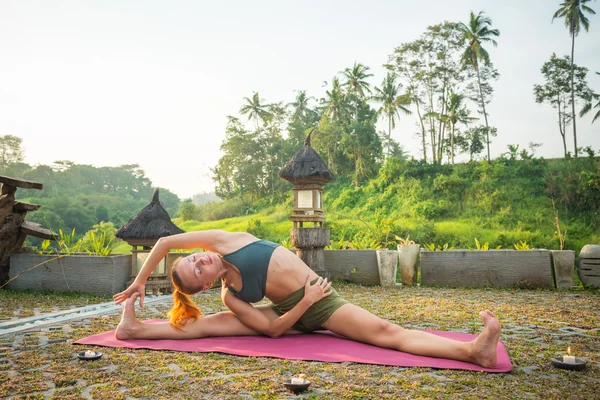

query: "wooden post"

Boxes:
[0, 175, 56, 287]
[290, 228, 331, 280]
[0, 184, 17, 225]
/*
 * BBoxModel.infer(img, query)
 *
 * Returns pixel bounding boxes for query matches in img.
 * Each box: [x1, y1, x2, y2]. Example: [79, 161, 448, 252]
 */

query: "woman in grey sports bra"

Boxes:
[114, 229, 501, 368]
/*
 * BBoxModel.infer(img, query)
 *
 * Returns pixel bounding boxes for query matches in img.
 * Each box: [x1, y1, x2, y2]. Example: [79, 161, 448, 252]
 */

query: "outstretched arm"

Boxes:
[222, 276, 332, 338]
[113, 230, 232, 306]
[136, 230, 230, 283]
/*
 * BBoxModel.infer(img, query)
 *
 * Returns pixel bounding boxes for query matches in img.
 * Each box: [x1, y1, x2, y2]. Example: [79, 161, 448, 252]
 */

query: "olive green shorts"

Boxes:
[269, 277, 348, 333]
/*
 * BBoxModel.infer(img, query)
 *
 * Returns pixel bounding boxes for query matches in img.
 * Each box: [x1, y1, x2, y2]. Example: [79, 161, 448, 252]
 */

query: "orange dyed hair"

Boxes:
[167, 257, 202, 330]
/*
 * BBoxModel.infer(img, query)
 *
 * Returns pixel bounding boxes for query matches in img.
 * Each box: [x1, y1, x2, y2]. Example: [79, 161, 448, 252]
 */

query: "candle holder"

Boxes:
[551, 356, 586, 371]
[283, 379, 311, 393]
[77, 350, 103, 361]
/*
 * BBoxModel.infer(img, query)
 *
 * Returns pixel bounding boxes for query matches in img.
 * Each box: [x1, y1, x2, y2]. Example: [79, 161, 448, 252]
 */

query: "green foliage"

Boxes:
[325, 239, 352, 250]
[279, 237, 292, 249]
[213, 157, 596, 252]
[193, 198, 252, 222]
[533, 53, 592, 157]
[79, 222, 122, 256]
[395, 235, 416, 246]
[580, 81, 600, 123]
[178, 200, 196, 221]
[246, 218, 267, 238]
[346, 237, 381, 250]
[514, 240, 531, 250]
[215, 67, 386, 199]
[353, 216, 401, 249]
[212, 115, 293, 202]
[58, 228, 83, 254]
[473, 238, 490, 251]
[34, 240, 53, 255]
[84, 231, 114, 256]
[7, 158, 181, 245]
[95, 205, 109, 223]
[423, 243, 454, 251]
[0, 134, 24, 173]
[29, 223, 121, 256]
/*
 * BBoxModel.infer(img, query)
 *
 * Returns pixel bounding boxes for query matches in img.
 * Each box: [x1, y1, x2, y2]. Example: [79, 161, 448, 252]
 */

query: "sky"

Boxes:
[0, 0, 599, 199]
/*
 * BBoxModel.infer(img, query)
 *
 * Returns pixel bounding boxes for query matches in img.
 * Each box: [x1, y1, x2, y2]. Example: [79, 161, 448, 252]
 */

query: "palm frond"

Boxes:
[479, 47, 491, 65]
[579, 102, 592, 117]
[553, 0, 596, 35]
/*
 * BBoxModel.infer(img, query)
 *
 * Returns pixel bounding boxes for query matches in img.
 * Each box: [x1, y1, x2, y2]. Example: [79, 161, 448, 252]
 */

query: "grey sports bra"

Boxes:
[222, 239, 279, 303]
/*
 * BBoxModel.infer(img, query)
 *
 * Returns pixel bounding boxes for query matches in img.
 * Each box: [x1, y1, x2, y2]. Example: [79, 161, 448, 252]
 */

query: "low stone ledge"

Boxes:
[324, 250, 380, 285]
[8, 253, 131, 296]
[420, 249, 554, 288]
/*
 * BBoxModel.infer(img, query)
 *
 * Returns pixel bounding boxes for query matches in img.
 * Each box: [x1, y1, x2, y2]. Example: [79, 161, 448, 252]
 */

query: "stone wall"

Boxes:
[324, 250, 380, 285]
[8, 248, 568, 293]
[8, 253, 131, 296]
[420, 249, 554, 288]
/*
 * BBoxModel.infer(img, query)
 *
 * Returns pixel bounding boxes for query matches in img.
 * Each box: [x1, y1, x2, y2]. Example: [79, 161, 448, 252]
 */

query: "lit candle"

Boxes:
[563, 347, 576, 364]
[84, 350, 95, 357]
[291, 374, 307, 384]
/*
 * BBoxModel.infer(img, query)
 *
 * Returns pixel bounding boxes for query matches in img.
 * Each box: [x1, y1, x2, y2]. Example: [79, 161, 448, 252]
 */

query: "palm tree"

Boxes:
[372, 73, 412, 154]
[287, 90, 315, 122]
[458, 11, 500, 162]
[323, 77, 347, 122]
[240, 92, 271, 129]
[553, 0, 596, 157]
[580, 72, 600, 123]
[341, 62, 374, 98]
[446, 91, 476, 164]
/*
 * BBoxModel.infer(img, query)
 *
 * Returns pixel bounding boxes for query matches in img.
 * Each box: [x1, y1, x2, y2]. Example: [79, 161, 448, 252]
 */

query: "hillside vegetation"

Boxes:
[3, 162, 180, 243]
[182, 156, 600, 253]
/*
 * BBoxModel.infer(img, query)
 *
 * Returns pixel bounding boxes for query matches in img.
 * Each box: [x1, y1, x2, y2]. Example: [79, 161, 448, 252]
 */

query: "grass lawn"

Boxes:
[1, 284, 598, 399]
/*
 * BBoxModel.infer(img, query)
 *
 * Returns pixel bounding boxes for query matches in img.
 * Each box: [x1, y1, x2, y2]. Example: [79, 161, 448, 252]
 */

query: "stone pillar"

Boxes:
[578, 244, 600, 288]
[290, 228, 330, 280]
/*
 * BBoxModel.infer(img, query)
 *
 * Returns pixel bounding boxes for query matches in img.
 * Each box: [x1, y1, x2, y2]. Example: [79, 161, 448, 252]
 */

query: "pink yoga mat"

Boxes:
[75, 320, 512, 373]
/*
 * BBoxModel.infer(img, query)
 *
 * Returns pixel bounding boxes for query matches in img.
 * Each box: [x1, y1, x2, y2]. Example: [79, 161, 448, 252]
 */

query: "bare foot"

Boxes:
[471, 310, 501, 368]
[115, 293, 142, 340]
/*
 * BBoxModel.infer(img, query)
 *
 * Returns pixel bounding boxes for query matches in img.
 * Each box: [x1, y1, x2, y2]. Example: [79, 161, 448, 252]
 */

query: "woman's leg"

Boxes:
[320, 303, 501, 368]
[115, 293, 301, 340]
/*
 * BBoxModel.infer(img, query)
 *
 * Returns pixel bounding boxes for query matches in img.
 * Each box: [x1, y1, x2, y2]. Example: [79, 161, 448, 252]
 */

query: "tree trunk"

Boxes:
[570, 31, 578, 158]
[557, 95, 568, 158]
[451, 122, 455, 164]
[414, 96, 427, 162]
[437, 87, 447, 162]
[476, 68, 490, 162]
[269, 159, 273, 194]
[429, 122, 436, 163]
[388, 115, 392, 157]
[427, 74, 437, 163]
[439, 119, 447, 164]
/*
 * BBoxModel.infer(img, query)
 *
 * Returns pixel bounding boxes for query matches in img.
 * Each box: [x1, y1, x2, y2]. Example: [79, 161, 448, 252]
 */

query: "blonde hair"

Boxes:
[167, 257, 202, 330]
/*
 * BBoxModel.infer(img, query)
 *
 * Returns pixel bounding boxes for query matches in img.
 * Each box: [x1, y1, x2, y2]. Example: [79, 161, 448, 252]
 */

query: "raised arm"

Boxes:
[113, 230, 234, 306]
[222, 276, 332, 338]
[135, 230, 230, 283]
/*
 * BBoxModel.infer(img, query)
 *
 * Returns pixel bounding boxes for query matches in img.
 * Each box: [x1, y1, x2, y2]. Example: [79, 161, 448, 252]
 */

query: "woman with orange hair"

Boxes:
[113, 230, 501, 368]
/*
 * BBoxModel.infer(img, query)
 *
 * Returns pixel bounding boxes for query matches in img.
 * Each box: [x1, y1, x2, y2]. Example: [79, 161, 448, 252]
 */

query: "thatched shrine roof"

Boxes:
[115, 188, 184, 245]
[278, 132, 335, 184]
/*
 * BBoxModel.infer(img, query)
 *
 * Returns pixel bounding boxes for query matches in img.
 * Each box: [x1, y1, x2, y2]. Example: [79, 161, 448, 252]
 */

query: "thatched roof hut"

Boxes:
[115, 188, 184, 246]
[278, 132, 335, 184]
